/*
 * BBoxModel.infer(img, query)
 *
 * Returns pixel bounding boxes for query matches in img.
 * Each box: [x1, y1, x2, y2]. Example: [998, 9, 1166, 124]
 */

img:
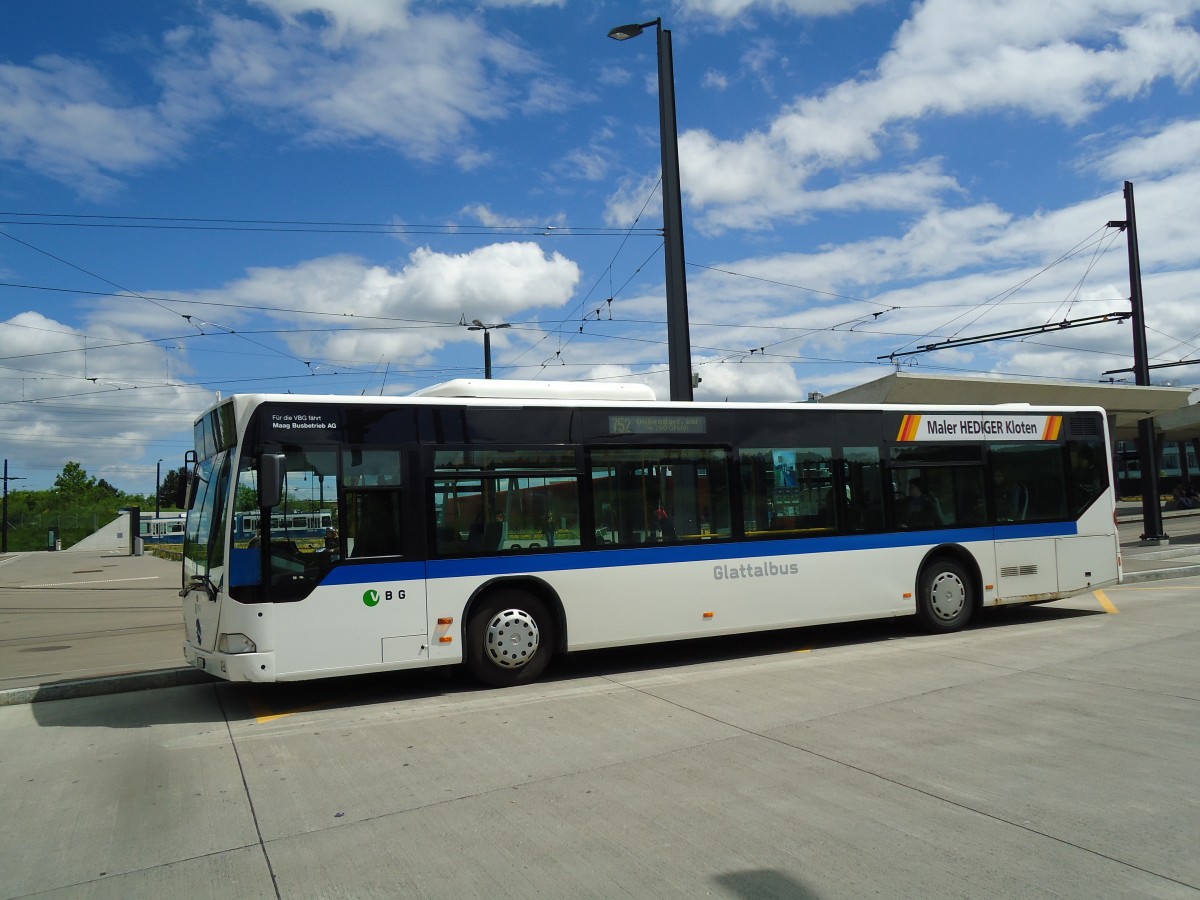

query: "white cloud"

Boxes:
[0, 3, 566, 194]
[702, 70, 729, 90]
[1088, 117, 1200, 181]
[669, 165, 1200, 393]
[480, 0, 566, 7]
[558, 147, 614, 182]
[677, 0, 878, 18]
[200, 11, 529, 161]
[249, 0, 415, 42]
[0, 310, 209, 488]
[0, 56, 202, 197]
[597, 65, 633, 87]
[179, 243, 581, 365]
[648, 2, 1200, 229]
[693, 357, 808, 401]
[460, 204, 531, 228]
[522, 78, 588, 115]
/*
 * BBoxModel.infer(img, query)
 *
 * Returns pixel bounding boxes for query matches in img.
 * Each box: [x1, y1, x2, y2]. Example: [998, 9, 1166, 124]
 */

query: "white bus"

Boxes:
[180, 380, 1120, 686]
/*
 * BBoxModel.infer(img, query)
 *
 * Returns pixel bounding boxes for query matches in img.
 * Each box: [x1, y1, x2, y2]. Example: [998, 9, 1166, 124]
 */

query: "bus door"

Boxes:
[986, 443, 1067, 601]
[340, 449, 428, 663]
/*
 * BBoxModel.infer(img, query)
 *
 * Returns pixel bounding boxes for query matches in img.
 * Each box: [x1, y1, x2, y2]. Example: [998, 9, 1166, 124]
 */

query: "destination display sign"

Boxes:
[895, 413, 1062, 442]
[608, 415, 707, 435]
[266, 407, 342, 437]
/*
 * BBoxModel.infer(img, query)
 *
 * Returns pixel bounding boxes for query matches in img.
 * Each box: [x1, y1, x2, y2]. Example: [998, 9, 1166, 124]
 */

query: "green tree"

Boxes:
[53, 462, 97, 500]
[159, 467, 187, 509]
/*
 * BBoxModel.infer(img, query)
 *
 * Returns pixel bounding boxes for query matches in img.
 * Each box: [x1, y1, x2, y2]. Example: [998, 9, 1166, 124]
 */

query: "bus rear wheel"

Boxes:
[916, 559, 974, 633]
[465, 591, 556, 687]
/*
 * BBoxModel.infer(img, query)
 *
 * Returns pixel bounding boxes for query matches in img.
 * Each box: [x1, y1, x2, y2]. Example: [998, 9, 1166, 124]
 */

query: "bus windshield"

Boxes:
[228, 449, 341, 603]
[182, 449, 232, 595]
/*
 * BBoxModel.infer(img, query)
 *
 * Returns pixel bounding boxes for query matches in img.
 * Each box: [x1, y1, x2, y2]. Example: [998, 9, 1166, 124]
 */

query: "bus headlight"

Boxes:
[217, 633, 257, 654]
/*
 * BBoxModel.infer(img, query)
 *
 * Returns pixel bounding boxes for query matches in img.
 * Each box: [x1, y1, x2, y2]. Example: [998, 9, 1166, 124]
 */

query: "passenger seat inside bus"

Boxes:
[465, 520, 507, 552]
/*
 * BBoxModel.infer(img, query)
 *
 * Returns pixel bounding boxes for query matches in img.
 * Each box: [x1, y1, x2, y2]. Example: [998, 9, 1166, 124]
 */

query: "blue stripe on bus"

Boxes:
[321, 560, 428, 584]
[317, 520, 1078, 586]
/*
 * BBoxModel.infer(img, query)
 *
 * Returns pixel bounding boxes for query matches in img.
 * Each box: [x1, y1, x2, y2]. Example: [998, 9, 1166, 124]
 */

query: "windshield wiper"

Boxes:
[180, 573, 218, 602]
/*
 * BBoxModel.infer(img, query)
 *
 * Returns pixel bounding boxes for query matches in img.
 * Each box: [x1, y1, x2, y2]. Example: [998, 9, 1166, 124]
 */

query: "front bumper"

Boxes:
[184, 643, 276, 682]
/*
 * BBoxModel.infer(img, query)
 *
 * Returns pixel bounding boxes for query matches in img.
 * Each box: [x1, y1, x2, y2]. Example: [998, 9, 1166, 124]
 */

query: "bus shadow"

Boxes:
[547, 604, 1103, 683]
[219, 667, 466, 723]
[27, 666, 468, 730]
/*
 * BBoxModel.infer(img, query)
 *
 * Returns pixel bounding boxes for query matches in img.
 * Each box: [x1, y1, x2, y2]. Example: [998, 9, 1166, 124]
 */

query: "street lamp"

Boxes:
[155, 459, 163, 519]
[608, 17, 693, 401]
[467, 319, 511, 379]
[2, 460, 26, 554]
[1109, 181, 1166, 544]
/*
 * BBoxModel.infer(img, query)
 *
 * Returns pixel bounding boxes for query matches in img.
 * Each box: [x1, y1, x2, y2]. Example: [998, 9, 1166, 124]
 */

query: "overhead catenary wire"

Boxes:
[886, 225, 1122, 357]
[4, 210, 1194, 410]
[0, 211, 659, 237]
[0, 229, 316, 374]
[504, 179, 667, 378]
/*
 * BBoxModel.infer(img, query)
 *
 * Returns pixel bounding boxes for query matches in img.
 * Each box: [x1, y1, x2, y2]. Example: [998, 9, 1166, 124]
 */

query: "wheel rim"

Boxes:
[483, 608, 540, 669]
[928, 570, 966, 621]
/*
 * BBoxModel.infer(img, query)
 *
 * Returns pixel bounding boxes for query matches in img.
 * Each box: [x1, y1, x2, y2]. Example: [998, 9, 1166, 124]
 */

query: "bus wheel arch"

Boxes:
[915, 546, 980, 633]
[462, 578, 565, 687]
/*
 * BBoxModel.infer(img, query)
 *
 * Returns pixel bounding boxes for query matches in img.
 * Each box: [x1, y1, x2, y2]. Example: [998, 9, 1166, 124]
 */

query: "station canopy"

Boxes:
[819, 372, 1200, 442]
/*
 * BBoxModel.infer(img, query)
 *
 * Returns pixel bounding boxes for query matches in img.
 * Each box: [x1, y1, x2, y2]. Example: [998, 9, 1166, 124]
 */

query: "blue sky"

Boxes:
[2, 0, 1199, 492]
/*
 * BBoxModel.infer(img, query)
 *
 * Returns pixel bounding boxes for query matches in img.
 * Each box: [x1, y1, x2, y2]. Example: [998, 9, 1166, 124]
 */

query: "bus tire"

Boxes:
[916, 558, 973, 633]
[464, 591, 555, 687]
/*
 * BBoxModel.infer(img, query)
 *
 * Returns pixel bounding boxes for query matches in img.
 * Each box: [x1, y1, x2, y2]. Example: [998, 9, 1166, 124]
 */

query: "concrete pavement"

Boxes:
[0, 551, 204, 702]
[1117, 505, 1200, 581]
[1, 576, 1197, 898]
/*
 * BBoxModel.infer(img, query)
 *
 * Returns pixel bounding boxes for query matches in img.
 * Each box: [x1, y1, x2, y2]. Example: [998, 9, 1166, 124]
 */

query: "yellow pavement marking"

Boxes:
[253, 709, 295, 724]
[247, 696, 321, 723]
[248, 697, 289, 722]
[249, 690, 374, 723]
[1094, 589, 1119, 614]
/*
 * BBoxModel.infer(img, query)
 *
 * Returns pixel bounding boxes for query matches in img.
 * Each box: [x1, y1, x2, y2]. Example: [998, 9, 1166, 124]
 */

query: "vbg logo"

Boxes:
[362, 587, 405, 608]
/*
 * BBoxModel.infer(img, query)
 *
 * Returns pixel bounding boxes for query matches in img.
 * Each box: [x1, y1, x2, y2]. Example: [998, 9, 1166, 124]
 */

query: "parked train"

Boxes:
[140, 510, 334, 545]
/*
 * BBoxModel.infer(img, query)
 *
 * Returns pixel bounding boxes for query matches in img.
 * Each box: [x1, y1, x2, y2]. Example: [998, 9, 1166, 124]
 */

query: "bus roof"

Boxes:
[411, 379, 657, 402]
[194, 384, 1109, 427]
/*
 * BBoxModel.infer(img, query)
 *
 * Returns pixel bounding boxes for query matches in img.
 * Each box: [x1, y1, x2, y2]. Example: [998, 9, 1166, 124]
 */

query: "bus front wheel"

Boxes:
[465, 591, 556, 687]
[916, 559, 974, 633]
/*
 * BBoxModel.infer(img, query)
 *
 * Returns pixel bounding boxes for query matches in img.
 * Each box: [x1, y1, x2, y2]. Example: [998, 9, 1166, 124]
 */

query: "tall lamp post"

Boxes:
[608, 17, 693, 401]
[468, 319, 510, 379]
[2, 460, 26, 554]
[1109, 181, 1166, 544]
[155, 459, 163, 519]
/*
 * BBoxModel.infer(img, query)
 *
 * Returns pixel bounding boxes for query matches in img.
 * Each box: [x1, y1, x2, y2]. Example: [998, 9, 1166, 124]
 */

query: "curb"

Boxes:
[0, 667, 212, 707]
[1117, 509, 1200, 525]
[1121, 565, 1200, 584]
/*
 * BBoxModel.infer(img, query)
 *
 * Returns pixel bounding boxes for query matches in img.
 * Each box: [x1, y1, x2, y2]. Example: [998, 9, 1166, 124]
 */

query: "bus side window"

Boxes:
[841, 447, 885, 533]
[893, 466, 986, 529]
[1069, 440, 1106, 516]
[346, 490, 404, 558]
[741, 448, 836, 537]
[340, 448, 404, 558]
[990, 444, 1066, 522]
[591, 447, 731, 547]
[431, 450, 581, 555]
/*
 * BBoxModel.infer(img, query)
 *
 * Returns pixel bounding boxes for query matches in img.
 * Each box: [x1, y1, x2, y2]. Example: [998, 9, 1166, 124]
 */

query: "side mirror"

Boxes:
[181, 473, 198, 510]
[259, 452, 286, 509]
[179, 451, 198, 510]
